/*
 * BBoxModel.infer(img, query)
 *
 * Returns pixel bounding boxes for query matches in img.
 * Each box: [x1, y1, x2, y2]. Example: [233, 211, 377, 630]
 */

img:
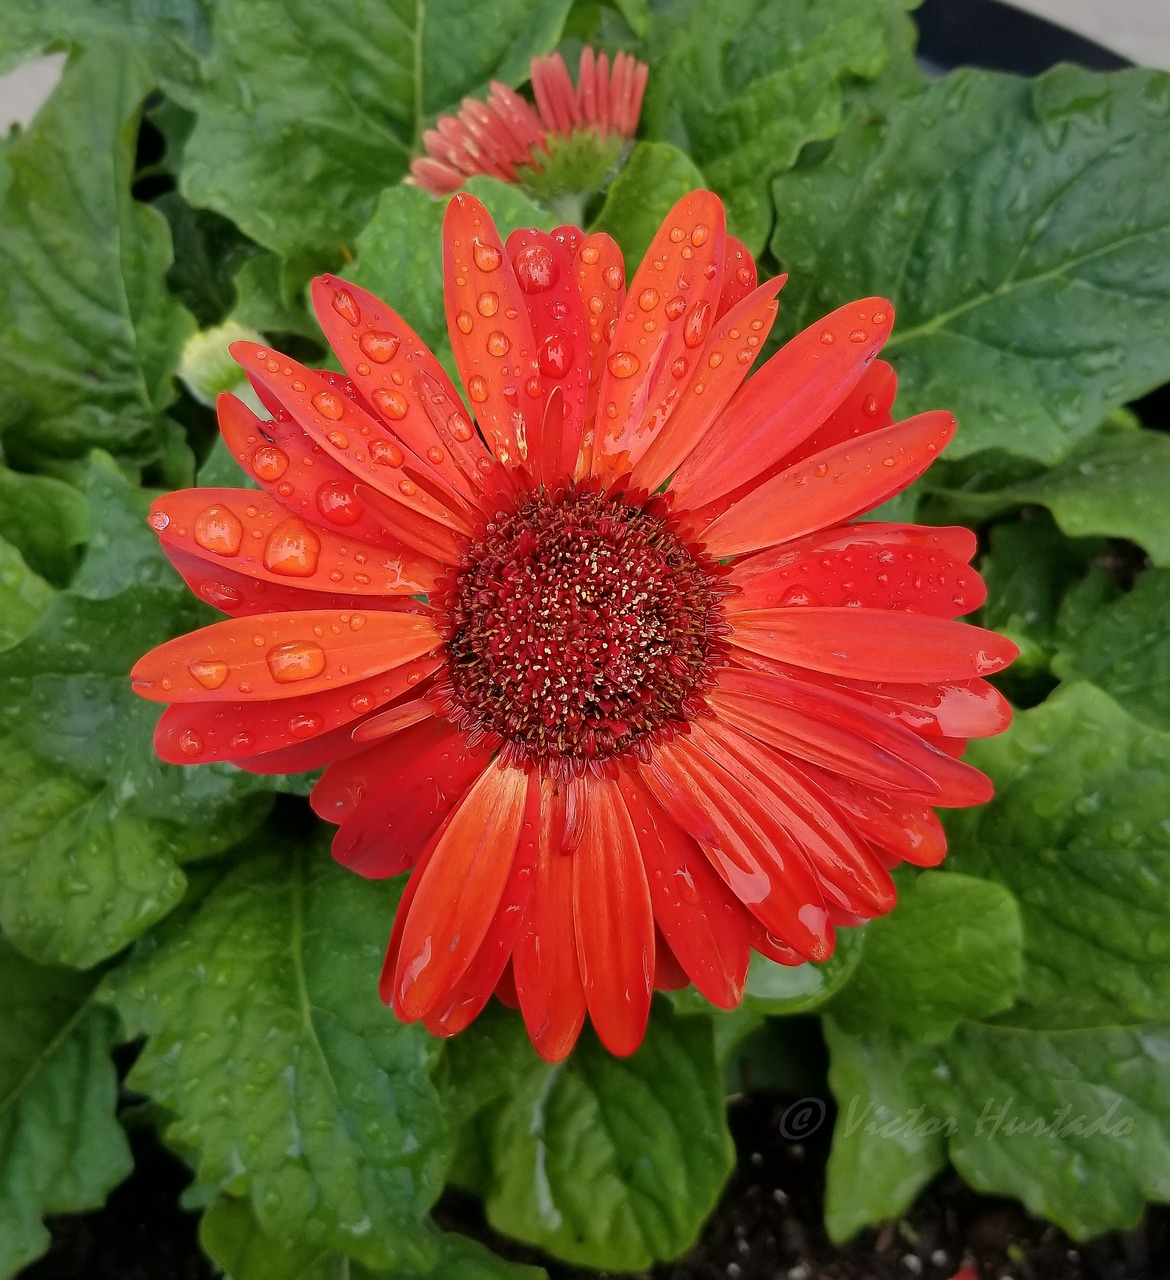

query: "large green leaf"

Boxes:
[948, 683, 1170, 1030]
[0, 0, 213, 105]
[1054, 568, 1170, 731]
[0, 458, 276, 968]
[108, 850, 451, 1270]
[823, 1020, 947, 1242]
[640, 0, 916, 252]
[481, 1004, 732, 1270]
[0, 40, 194, 468]
[0, 465, 89, 586]
[0, 536, 53, 651]
[182, 0, 571, 263]
[0, 941, 132, 1278]
[927, 1022, 1170, 1238]
[829, 872, 1023, 1042]
[591, 141, 706, 270]
[771, 66, 1170, 463]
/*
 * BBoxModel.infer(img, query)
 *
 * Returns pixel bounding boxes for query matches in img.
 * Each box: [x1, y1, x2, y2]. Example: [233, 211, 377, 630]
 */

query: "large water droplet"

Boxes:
[316, 481, 363, 526]
[514, 244, 559, 293]
[359, 330, 399, 363]
[194, 505, 243, 557]
[467, 375, 489, 402]
[370, 438, 405, 467]
[538, 335, 573, 379]
[476, 292, 499, 317]
[607, 351, 640, 379]
[148, 511, 170, 532]
[683, 300, 712, 349]
[267, 641, 327, 684]
[288, 712, 323, 737]
[252, 445, 289, 481]
[188, 659, 229, 689]
[178, 728, 204, 756]
[579, 245, 600, 265]
[372, 388, 408, 420]
[263, 519, 321, 577]
[455, 310, 474, 335]
[332, 290, 361, 326]
[312, 390, 345, 420]
[472, 238, 501, 271]
[487, 330, 511, 357]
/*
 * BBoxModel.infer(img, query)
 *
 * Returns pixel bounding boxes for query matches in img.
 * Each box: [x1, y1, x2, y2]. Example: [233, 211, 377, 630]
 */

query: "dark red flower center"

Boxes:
[439, 486, 729, 774]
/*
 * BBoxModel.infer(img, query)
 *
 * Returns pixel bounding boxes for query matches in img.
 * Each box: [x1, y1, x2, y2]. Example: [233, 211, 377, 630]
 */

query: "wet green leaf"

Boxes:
[591, 141, 706, 269]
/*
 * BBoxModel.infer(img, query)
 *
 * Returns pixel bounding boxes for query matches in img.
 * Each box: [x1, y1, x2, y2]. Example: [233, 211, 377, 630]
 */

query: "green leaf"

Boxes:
[927, 1021, 1170, 1238]
[482, 1004, 732, 1270]
[590, 141, 707, 269]
[0, 0, 214, 105]
[0, 457, 278, 967]
[231, 253, 324, 344]
[1006, 428, 1170, 565]
[0, 940, 132, 1278]
[823, 1020, 947, 1242]
[0, 536, 53, 650]
[0, 466, 89, 586]
[641, 0, 913, 252]
[1054, 568, 1170, 731]
[182, 0, 571, 263]
[109, 851, 451, 1270]
[949, 682, 1170, 1030]
[158, 192, 263, 328]
[0, 40, 195, 468]
[351, 178, 554, 361]
[828, 872, 1023, 1042]
[771, 66, 1170, 463]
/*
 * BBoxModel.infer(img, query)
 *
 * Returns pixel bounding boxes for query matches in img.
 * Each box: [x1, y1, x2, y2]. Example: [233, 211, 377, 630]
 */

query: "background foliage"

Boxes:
[2, 0, 1170, 1274]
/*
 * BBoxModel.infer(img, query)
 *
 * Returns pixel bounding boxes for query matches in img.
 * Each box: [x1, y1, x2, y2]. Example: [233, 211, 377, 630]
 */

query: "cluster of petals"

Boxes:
[132, 189, 1016, 1062]
[410, 47, 648, 195]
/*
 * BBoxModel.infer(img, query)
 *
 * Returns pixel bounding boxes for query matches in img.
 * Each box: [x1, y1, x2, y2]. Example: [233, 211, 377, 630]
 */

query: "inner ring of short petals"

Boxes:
[437, 487, 729, 774]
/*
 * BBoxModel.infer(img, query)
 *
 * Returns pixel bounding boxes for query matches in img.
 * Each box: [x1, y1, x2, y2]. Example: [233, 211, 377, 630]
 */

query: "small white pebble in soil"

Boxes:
[737, 1238, 750, 1257]
[750, 1150, 764, 1166]
[726, 1264, 741, 1279]
[901, 1255, 923, 1275]
[786, 1265, 810, 1280]
[772, 1187, 789, 1206]
[930, 1249, 949, 1268]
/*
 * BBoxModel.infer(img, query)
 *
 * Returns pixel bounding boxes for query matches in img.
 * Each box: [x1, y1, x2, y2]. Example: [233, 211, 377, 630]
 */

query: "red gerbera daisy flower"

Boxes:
[410, 47, 648, 199]
[132, 191, 1016, 1061]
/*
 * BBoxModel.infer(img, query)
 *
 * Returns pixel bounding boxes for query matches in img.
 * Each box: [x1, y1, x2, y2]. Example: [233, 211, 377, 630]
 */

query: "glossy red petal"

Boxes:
[670, 298, 895, 509]
[310, 275, 499, 504]
[505, 228, 589, 479]
[573, 775, 654, 1056]
[641, 735, 833, 961]
[232, 342, 474, 535]
[444, 193, 541, 468]
[653, 932, 691, 991]
[774, 359, 898, 470]
[317, 718, 493, 878]
[422, 773, 542, 1036]
[731, 607, 1019, 683]
[630, 277, 785, 494]
[392, 762, 529, 1019]
[514, 781, 587, 1062]
[617, 771, 750, 1009]
[572, 232, 626, 473]
[154, 654, 440, 765]
[591, 190, 727, 481]
[151, 489, 441, 600]
[132, 609, 441, 703]
[702, 411, 957, 558]
[716, 236, 757, 319]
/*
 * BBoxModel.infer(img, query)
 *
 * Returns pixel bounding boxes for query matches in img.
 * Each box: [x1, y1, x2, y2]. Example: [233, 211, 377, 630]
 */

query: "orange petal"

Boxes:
[310, 275, 499, 503]
[154, 654, 440, 765]
[504, 228, 589, 481]
[701, 411, 957, 558]
[423, 773, 542, 1037]
[514, 780, 587, 1063]
[443, 193, 541, 468]
[591, 190, 727, 481]
[731, 607, 1019, 683]
[131, 609, 441, 702]
[617, 770, 750, 1009]
[231, 341, 474, 535]
[774, 359, 898, 470]
[631, 277, 785, 493]
[716, 236, 757, 319]
[572, 775, 654, 1057]
[572, 231, 626, 473]
[151, 488, 441, 599]
[670, 298, 895, 509]
[392, 762, 530, 1020]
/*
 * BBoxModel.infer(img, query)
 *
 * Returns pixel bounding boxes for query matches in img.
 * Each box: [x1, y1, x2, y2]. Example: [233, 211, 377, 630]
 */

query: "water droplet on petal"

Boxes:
[849, 329, 867, 343]
[671, 357, 689, 379]
[267, 641, 327, 683]
[231, 730, 255, 750]
[332, 290, 361, 325]
[252, 445, 289, 481]
[370, 438, 404, 467]
[189, 660, 229, 689]
[664, 295, 686, 321]
[264, 519, 321, 576]
[638, 288, 659, 311]
[447, 413, 473, 442]
[148, 511, 170, 532]
[579, 244, 600, 265]
[603, 264, 623, 290]
[476, 291, 499, 317]
[178, 728, 203, 756]
[194, 505, 243, 557]
[316, 481, 363, 526]
[327, 431, 349, 450]
[351, 691, 373, 712]
[359, 330, 400, 362]
[514, 244, 559, 293]
[472, 238, 501, 271]
[691, 223, 709, 247]
[399, 480, 417, 496]
[736, 265, 754, 286]
[683, 300, 712, 349]
[467, 375, 489, 402]
[669, 226, 686, 243]
[312, 390, 345, 420]
[487, 330, 511, 356]
[820, 330, 835, 345]
[538, 336, 573, 379]
[199, 580, 241, 609]
[288, 711, 323, 736]
[372, 388, 408, 420]
[427, 446, 445, 464]
[607, 351, 640, 379]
